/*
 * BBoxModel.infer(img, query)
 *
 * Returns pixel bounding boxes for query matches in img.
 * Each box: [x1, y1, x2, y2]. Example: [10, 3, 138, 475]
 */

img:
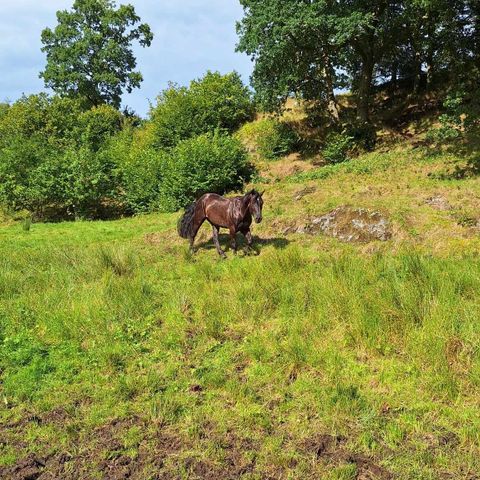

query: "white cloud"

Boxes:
[0, 0, 252, 115]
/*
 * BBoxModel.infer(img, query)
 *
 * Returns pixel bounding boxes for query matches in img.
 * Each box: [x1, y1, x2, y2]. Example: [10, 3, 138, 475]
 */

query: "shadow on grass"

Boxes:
[194, 233, 289, 254]
[428, 133, 480, 180]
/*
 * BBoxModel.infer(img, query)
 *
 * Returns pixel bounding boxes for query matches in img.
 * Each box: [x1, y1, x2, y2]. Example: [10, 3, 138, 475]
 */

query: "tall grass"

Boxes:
[1, 219, 480, 477]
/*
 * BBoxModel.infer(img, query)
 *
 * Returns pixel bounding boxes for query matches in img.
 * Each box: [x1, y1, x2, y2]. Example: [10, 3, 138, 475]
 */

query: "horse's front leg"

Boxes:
[243, 228, 258, 255]
[212, 225, 226, 258]
[229, 227, 238, 253]
[245, 229, 253, 248]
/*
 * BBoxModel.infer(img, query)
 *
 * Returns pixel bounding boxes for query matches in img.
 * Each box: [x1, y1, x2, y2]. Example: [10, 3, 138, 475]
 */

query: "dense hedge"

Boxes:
[0, 95, 123, 219]
[0, 72, 255, 221]
[158, 131, 254, 212]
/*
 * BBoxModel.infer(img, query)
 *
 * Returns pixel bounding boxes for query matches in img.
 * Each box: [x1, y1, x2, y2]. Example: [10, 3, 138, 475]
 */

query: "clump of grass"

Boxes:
[22, 216, 32, 232]
[97, 246, 137, 276]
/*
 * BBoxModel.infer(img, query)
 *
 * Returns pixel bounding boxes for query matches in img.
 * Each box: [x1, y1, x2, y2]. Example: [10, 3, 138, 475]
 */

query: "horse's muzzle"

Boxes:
[255, 216, 262, 223]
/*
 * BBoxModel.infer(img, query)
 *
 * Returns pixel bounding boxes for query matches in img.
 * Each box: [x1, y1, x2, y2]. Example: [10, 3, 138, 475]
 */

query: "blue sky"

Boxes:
[0, 0, 253, 117]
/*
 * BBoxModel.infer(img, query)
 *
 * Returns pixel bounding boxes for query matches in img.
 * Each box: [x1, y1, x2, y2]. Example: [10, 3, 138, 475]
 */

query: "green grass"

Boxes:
[1, 143, 480, 478]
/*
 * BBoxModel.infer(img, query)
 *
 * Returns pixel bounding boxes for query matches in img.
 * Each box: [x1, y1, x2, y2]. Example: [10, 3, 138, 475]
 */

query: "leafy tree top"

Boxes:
[40, 0, 153, 109]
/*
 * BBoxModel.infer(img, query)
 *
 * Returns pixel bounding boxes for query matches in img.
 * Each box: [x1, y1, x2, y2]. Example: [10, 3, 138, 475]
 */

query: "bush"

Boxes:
[236, 118, 299, 159]
[150, 71, 253, 149]
[0, 94, 124, 220]
[322, 132, 354, 164]
[426, 90, 475, 144]
[158, 132, 254, 211]
[106, 125, 167, 214]
[346, 123, 377, 152]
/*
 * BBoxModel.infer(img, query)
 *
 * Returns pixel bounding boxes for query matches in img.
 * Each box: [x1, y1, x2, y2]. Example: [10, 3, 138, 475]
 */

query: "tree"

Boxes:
[236, 0, 344, 122]
[237, 0, 401, 124]
[40, 0, 153, 108]
[237, 0, 479, 125]
[150, 71, 253, 149]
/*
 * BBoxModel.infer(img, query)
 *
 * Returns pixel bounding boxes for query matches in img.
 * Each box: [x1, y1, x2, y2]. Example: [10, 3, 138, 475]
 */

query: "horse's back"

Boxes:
[200, 193, 235, 227]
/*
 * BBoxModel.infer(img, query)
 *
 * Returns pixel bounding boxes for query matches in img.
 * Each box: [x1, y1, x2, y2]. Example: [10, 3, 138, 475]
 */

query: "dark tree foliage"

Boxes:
[40, 0, 153, 108]
[237, 0, 480, 124]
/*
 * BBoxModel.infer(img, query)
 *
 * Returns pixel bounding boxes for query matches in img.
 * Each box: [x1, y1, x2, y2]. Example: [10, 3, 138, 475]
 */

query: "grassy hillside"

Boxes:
[1, 140, 480, 479]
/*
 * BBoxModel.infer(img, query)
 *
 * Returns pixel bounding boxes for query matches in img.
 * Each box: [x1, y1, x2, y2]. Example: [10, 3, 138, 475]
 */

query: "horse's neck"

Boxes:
[241, 194, 251, 216]
[231, 194, 251, 222]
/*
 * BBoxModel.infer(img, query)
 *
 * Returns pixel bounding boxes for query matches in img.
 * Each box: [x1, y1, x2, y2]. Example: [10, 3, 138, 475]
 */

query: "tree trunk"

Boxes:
[357, 56, 374, 124]
[389, 61, 398, 96]
[425, 15, 435, 91]
[426, 53, 434, 90]
[323, 52, 340, 123]
[412, 49, 422, 95]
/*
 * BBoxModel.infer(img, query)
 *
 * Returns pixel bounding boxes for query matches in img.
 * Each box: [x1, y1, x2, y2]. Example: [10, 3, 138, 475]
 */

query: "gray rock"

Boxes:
[425, 195, 452, 211]
[304, 206, 392, 242]
[294, 186, 316, 201]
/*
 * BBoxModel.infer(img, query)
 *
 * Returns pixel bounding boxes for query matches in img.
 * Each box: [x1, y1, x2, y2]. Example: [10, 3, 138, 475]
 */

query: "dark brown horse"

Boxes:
[177, 190, 264, 257]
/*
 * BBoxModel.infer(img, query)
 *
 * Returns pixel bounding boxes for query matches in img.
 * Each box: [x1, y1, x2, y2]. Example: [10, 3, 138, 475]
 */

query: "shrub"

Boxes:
[107, 125, 167, 214]
[77, 105, 123, 151]
[346, 123, 377, 152]
[0, 94, 124, 220]
[158, 132, 254, 211]
[426, 89, 480, 143]
[150, 71, 254, 149]
[321, 132, 354, 164]
[236, 118, 299, 159]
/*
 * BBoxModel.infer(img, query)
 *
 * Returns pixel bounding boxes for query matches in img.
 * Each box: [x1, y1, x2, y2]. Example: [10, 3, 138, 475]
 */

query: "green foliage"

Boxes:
[237, 0, 479, 126]
[158, 132, 253, 211]
[150, 71, 253, 149]
[236, 118, 299, 159]
[346, 122, 377, 152]
[105, 125, 167, 214]
[426, 89, 480, 145]
[78, 104, 123, 151]
[40, 0, 153, 108]
[322, 132, 354, 164]
[0, 94, 122, 220]
[0, 78, 254, 219]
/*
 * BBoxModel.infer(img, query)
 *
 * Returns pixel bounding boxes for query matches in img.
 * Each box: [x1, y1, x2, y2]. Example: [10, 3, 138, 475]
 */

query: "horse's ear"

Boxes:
[260, 190, 265, 197]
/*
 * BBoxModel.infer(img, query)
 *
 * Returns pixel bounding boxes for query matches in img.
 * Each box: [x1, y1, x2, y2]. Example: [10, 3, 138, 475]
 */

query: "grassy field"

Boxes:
[1, 141, 480, 479]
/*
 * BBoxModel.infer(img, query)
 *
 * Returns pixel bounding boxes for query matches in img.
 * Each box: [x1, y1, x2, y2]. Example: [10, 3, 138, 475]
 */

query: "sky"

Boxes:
[0, 0, 253, 117]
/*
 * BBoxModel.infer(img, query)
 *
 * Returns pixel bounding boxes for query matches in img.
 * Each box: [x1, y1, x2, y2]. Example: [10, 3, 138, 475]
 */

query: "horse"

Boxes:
[177, 189, 264, 257]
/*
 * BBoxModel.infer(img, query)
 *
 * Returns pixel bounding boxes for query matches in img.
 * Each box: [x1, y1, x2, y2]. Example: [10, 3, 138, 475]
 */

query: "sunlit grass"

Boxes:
[1, 144, 480, 478]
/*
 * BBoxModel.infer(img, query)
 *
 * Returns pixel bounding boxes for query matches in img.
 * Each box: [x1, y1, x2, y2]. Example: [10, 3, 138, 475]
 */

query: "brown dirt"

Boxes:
[302, 434, 392, 480]
[1, 407, 395, 479]
[0, 412, 260, 480]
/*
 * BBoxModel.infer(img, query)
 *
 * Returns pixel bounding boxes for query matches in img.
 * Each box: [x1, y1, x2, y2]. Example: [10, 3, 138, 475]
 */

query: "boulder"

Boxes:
[304, 206, 392, 242]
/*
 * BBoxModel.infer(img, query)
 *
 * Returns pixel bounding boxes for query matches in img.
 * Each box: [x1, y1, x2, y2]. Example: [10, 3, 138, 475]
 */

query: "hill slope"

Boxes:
[1, 142, 480, 479]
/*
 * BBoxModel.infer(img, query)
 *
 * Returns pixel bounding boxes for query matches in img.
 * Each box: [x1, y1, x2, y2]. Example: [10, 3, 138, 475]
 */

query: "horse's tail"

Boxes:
[177, 202, 197, 239]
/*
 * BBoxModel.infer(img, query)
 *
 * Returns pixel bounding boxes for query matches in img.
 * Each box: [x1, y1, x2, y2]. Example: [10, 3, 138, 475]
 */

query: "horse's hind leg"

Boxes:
[212, 225, 226, 258]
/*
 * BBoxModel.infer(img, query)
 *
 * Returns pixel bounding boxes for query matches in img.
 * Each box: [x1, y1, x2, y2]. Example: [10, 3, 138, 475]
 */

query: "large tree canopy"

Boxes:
[40, 0, 153, 109]
[236, 0, 479, 124]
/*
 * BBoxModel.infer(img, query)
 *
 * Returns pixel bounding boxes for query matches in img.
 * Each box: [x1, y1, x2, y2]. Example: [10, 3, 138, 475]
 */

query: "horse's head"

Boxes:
[248, 189, 264, 223]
